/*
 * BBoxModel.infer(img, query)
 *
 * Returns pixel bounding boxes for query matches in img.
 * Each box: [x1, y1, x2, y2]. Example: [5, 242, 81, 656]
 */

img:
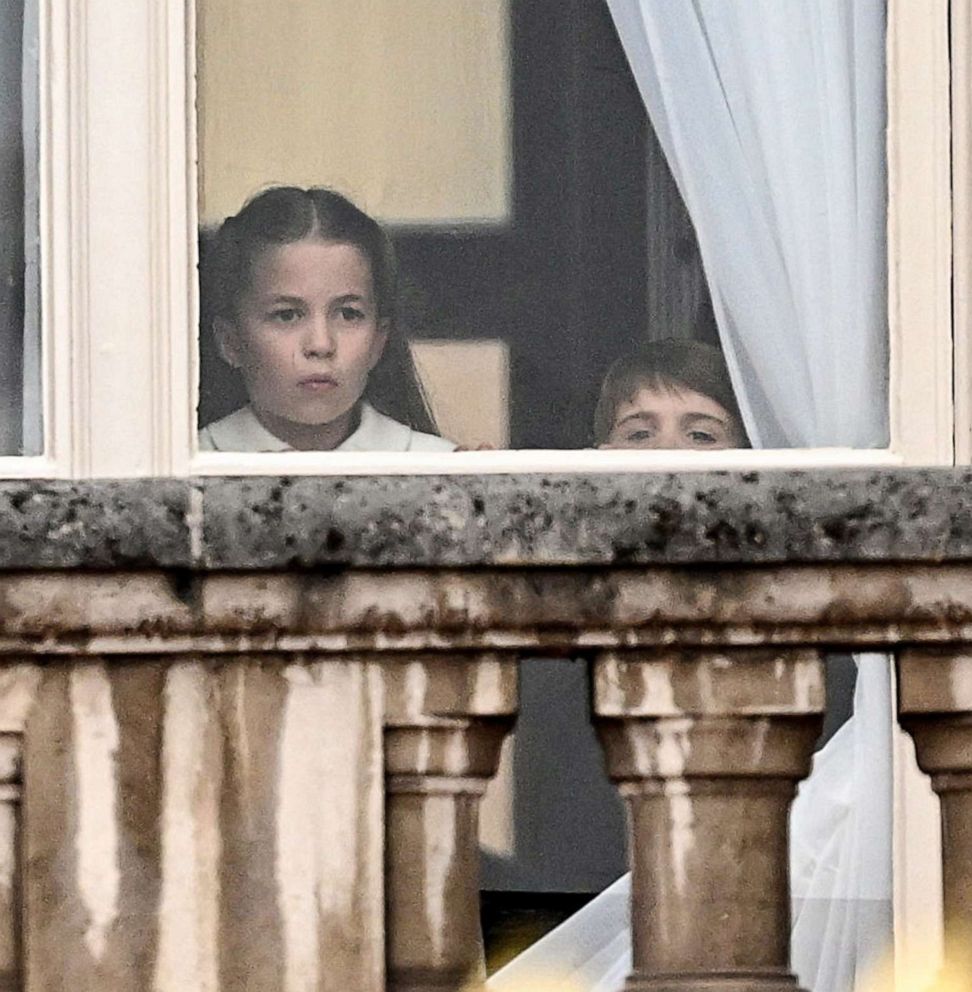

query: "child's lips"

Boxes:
[297, 374, 339, 392]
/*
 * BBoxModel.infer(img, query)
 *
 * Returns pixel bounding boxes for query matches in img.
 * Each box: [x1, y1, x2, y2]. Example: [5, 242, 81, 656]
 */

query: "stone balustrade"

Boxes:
[0, 470, 969, 990]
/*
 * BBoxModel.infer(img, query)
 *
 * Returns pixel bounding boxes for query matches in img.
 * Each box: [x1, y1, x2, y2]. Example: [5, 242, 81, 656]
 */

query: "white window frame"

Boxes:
[4, 1, 961, 985]
[0, 0, 195, 479]
[1, 0, 952, 479]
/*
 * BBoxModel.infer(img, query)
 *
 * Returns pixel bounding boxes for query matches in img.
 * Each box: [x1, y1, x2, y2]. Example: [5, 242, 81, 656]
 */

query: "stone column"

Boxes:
[382, 653, 517, 992]
[898, 648, 972, 976]
[0, 733, 22, 992]
[0, 666, 39, 992]
[593, 648, 824, 992]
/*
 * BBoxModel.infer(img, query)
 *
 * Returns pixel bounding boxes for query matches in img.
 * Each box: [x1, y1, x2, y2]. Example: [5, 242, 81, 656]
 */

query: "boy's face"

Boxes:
[600, 385, 741, 450]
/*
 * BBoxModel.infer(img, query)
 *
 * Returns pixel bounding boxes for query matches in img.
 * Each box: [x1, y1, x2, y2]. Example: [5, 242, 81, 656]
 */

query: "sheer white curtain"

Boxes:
[491, 3, 892, 991]
[608, 0, 888, 451]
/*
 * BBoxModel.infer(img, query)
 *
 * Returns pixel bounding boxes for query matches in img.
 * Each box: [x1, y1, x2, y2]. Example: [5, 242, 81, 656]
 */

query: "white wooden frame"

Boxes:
[954, 0, 972, 466]
[0, 0, 196, 479]
[2, 1, 959, 985]
[885, 4, 951, 988]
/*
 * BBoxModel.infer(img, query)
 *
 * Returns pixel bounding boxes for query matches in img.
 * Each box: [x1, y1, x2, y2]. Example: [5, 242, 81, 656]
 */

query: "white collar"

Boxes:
[339, 402, 414, 451]
[202, 402, 414, 453]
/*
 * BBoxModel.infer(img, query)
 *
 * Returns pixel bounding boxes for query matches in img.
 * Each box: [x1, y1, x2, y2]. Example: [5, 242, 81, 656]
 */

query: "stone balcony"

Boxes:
[0, 469, 969, 991]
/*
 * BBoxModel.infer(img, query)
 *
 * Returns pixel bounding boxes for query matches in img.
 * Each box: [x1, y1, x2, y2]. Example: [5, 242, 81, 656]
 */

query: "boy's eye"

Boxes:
[626, 429, 654, 442]
[688, 429, 719, 445]
[337, 305, 366, 322]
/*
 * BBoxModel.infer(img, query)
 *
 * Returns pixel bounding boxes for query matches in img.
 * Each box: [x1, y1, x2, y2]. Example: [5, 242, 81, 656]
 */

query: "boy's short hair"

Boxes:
[593, 340, 746, 445]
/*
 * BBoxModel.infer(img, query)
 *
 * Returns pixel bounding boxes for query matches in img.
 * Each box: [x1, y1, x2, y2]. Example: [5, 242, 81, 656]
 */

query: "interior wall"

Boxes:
[410, 339, 510, 449]
[196, 0, 511, 227]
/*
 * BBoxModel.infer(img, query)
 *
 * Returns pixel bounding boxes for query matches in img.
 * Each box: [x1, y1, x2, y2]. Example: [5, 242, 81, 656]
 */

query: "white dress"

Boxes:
[198, 401, 457, 453]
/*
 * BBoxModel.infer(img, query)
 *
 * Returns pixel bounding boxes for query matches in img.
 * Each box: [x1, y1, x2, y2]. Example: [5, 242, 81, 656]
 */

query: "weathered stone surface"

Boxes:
[1, 468, 972, 570]
[197, 475, 487, 569]
[898, 648, 972, 975]
[188, 467, 972, 567]
[0, 480, 190, 569]
[384, 655, 516, 992]
[481, 469, 972, 565]
[0, 563, 969, 653]
[594, 648, 824, 992]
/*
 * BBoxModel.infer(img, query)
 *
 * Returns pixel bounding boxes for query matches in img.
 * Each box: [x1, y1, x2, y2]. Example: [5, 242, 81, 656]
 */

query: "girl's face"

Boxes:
[217, 238, 388, 438]
[600, 385, 740, 449]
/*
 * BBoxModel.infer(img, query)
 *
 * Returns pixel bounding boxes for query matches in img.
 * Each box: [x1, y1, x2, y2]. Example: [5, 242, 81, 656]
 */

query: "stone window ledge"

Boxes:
[0, 468, 969, 571]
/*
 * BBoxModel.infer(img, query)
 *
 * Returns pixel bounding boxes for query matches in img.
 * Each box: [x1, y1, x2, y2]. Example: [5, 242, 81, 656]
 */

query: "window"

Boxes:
[0, 0, 41, 458]
[19, 1, 955, 477]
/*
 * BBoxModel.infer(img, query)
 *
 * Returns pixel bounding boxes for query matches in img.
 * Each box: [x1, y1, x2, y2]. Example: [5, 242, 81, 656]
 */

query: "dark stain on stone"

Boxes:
[165, 568, 198, 609]
[324, 528, 345, 554]
[704, 520, 741, 553]
[744, 524, 766, 547]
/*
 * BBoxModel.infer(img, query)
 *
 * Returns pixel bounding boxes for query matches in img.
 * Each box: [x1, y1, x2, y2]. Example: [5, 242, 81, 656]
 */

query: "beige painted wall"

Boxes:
[196, 0, 511, 227]
[411, 339, 509, 449]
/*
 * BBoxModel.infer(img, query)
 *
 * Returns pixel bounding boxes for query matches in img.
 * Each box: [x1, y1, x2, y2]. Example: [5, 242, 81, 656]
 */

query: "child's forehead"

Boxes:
[614, 380, 731, 418]
[249, 238, 372, 291]
[618, 377, 686, 404]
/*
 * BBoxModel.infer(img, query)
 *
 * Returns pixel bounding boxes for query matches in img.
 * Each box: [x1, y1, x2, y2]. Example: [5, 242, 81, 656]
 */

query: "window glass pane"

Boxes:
[0, 0, 41, 456]
[195, 0, 888, 455]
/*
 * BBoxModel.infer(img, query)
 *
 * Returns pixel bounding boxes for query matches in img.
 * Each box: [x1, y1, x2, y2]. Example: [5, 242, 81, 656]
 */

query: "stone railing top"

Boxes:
[2, 468, 971, 570]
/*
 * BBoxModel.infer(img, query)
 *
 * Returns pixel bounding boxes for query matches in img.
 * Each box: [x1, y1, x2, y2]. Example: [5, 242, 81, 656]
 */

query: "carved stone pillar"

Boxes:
[0, 734, 21, 992]
[594, 648, 824, 992]
[0, 666, 39, 992]
[383, 654, 517, 992]
[898, 648, 972, 975]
